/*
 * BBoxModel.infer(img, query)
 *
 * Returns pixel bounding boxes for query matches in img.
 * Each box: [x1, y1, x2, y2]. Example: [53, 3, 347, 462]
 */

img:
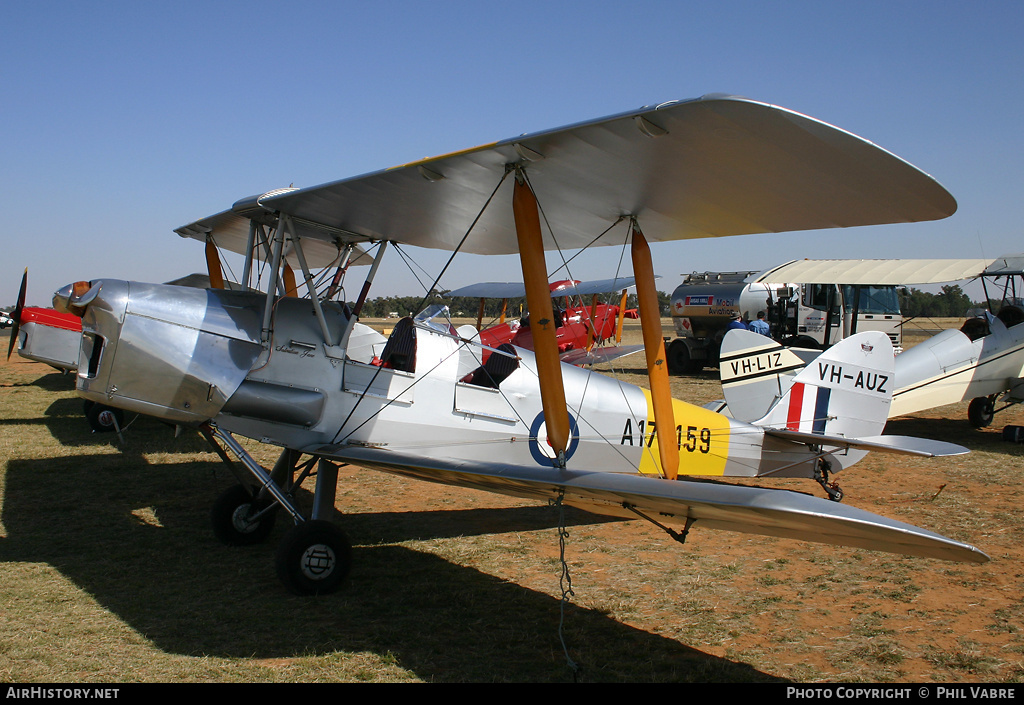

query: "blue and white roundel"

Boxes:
[529, 411, 580, 466]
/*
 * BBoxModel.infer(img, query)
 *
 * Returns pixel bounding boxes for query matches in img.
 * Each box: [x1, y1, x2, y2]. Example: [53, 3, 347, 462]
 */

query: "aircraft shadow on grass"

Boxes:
[0, 454, 783, 682]
[0, 396, 210, 454]
[2, 370, 77, 393]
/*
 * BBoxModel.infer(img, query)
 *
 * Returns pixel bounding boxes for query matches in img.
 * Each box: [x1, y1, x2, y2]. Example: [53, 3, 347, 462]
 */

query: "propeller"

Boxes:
[7, 268, 27, 361]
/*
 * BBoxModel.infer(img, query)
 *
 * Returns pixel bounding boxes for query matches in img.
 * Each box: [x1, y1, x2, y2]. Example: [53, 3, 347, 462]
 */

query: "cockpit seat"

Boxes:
[379, 317, 417, 372]
[466, 343, 519, 389]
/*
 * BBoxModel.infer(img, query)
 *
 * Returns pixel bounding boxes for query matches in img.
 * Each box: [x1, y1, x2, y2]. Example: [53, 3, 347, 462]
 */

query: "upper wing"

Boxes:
[754, 258, 993, 285]
[193, 94, 956, 255]
[446, 282, 528, 298]
[308, 444, 987, 564]
[558, 343, 645, 366]
[175, 206, 374, 269]
[447, 276, 639, 299]
[982, 253, 1024, 277]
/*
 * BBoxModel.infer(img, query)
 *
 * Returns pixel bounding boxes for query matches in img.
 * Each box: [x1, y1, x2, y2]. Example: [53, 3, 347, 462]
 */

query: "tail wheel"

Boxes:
[968, 397, 995, 428]
[275, 520, 352, 595]
[211, 484, 277, 546]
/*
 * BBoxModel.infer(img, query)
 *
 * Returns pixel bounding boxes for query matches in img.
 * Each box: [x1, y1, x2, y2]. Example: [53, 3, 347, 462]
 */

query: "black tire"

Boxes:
[275, 520, 352, 596]
[668, 339, 702, 374]
[86, 403, 124, 433]
[968, 397, 995, 428]
[781, 335, 819, 350]
[211, 485, 277, 546]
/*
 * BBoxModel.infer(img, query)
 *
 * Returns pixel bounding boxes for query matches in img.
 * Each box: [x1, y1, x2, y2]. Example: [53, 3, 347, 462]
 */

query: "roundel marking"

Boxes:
[529, 411, 580, 466]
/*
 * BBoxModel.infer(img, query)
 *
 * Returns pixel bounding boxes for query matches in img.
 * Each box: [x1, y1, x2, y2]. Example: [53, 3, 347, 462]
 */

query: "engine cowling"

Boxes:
[55, 279, 264, 424]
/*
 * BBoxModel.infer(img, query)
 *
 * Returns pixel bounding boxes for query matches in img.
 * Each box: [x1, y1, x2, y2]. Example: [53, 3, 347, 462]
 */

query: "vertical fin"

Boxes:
[754, 331, 895, 441]
[719, 329, 812, 422]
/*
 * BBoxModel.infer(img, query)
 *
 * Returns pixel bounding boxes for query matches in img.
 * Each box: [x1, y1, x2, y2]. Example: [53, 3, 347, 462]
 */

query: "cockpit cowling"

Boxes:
[66, 280, 265, 424]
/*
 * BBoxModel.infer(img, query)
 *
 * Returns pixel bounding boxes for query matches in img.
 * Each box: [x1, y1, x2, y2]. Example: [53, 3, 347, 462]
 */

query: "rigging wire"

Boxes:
[411, 169, 511, 316]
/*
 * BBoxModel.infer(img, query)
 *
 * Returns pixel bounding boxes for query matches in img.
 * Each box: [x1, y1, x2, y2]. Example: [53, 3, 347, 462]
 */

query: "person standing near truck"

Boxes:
[749, 310, 771, 336]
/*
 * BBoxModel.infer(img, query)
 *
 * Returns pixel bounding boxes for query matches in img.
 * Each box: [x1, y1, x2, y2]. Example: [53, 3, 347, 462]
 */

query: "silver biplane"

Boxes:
[52, 95, 987, 595]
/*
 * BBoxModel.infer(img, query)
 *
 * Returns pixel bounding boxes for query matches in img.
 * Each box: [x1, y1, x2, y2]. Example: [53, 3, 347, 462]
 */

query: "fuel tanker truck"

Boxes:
[667, 271, 903, 373]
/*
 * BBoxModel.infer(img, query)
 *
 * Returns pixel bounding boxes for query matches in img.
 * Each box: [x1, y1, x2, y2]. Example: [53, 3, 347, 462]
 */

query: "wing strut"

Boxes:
[631, 222, 679, 480]
[615, 289, 628, 343]
[205, 237, 225, 289]
[353, 241, 388, 316]
[513, 173, 570, 466]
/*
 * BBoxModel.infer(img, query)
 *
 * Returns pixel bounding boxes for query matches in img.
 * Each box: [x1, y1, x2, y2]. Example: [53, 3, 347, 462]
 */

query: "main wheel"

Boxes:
[275, 520, 352, 595]
[86, 403, 124, 433]
[968, 397, 995, 428]
[211, 484, 277, 546]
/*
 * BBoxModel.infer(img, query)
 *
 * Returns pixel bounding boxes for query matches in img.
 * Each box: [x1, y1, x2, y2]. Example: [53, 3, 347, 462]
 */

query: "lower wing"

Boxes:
[305, 444, 987, 564]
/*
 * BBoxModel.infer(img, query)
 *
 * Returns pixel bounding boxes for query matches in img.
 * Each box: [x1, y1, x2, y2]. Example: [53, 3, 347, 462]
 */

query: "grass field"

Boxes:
[1, 320, 1023, 683]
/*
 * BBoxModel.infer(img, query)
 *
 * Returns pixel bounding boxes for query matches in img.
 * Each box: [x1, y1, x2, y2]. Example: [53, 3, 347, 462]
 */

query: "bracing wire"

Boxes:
[411, 169, 511, 316]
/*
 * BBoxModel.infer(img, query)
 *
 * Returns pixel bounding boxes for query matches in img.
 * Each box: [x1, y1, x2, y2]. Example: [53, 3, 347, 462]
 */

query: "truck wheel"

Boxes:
[781, 335, 819, 350]
[668, 340, 701, 374]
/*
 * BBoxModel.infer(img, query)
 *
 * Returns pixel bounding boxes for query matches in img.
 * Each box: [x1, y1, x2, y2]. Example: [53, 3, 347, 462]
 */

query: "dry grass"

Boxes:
[2, 321, 1023, 683]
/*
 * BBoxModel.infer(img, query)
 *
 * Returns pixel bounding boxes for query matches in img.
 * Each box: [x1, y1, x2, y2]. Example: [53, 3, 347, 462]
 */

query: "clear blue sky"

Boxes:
[4, 1, 1023, 306]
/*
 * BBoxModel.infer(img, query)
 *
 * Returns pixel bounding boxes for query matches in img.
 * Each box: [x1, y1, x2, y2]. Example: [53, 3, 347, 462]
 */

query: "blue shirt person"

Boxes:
[749, 311, 771, 336]
[726, 313, 748, 331]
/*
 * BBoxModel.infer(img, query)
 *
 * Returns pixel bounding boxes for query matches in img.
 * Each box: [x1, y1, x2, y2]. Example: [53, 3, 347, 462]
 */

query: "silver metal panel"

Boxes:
[983, 253, 1024, 277]
[342, 361, 415, 404]
[18, 321, 80, 370]
[222, 380, 325, 427]
[76, 280, 264, 423]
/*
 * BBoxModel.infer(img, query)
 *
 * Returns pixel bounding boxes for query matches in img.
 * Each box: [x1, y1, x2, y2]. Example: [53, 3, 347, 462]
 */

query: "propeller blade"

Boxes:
[7, 268, 26, 361]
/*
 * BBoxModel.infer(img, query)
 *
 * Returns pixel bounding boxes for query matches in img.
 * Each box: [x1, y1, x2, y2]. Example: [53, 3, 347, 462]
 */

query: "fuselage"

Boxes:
[66, 280, 839, 480]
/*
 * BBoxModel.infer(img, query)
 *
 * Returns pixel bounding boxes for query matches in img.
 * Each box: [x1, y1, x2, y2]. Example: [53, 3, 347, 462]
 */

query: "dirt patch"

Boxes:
[2, 347, 1023, 682]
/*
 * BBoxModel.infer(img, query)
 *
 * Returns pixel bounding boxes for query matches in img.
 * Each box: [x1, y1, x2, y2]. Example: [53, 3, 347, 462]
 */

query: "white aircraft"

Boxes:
[51, 94, 987, 595]
[722, 255, 1024, 431]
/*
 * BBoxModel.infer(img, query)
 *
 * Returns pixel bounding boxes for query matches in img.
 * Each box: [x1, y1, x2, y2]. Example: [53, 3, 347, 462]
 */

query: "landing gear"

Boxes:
[813, 458, 843, 502]
[211, 484, 277, 546]
[84, 401, 124, 433]
[275, 520, 352, 595]
[199, 423, 351, 595]
[968, 396, 995, 428]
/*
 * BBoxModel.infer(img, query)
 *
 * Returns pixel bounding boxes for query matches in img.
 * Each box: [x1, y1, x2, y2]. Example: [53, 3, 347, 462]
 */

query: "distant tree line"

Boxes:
[899, 285, 980, 318]
[354, 291, 672, 319]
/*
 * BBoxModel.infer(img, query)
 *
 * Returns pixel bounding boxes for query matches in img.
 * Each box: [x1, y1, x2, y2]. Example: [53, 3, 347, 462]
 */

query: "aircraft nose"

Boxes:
[53, 280, 101, 316]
